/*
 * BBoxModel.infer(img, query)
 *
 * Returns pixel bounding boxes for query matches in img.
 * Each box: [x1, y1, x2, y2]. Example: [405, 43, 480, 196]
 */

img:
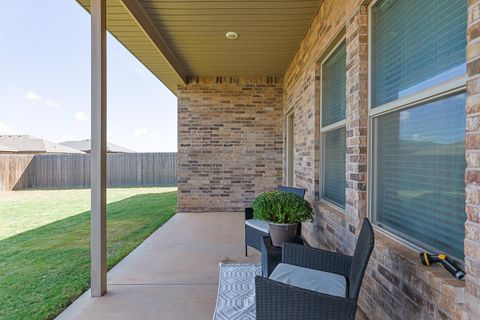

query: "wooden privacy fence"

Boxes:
[0, 152, 177, 191]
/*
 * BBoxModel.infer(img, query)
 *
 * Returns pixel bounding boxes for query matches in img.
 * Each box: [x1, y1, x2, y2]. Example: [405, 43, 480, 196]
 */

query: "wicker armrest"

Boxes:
[282, 243, 352, 277]
[255, 276, 357, 320]
[261, 236, 282, 277]
[245, 207, 254, 220]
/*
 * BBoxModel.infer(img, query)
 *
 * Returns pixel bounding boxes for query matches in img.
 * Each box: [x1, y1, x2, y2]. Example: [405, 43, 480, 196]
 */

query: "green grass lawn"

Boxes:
[0, 187, 177, 320]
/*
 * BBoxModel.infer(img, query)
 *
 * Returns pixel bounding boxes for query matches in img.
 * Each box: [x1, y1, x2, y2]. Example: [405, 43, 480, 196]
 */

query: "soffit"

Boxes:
[76, 0, 322, 94]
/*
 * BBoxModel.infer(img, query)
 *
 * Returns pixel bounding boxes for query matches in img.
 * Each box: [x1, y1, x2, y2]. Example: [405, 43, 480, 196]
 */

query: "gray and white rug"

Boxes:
[213, 263, 261, 320]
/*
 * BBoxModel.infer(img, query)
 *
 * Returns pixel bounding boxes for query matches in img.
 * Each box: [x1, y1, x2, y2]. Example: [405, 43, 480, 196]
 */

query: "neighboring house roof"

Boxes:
[0, 135, 84, 154]
[0, 145, 17, 152]
[60, 140, 135, 153]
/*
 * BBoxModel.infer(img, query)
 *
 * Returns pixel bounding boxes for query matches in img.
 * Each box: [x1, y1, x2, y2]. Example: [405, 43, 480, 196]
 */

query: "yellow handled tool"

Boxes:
[420, 252, 465, 280]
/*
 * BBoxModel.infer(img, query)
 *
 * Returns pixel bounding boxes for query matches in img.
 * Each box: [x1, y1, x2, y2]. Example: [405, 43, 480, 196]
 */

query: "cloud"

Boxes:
[74, 112, 89, 123]
[150, 132, 159, 139]
[25, 92, 40, 101]
[0, 122, 19, 135]
[24, 91, 61, 107]
[133, 128, 148, 136]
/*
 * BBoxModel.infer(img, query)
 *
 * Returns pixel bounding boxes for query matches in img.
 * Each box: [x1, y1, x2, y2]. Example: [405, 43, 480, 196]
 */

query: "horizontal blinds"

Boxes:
[371, 0, 467, 107]
[375, 93, 466, 258]
[322, 41, 346, 126]
[324, 128, 346, 208]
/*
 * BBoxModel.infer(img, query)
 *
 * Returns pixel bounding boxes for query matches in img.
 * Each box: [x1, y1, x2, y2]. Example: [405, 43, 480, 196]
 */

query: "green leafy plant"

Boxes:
[252, 191, 313, 224]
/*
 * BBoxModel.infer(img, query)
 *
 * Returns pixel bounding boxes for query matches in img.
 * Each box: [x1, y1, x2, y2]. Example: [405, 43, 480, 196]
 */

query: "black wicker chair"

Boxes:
[244, 186, 306, 256]
[255, 218, 374, 320]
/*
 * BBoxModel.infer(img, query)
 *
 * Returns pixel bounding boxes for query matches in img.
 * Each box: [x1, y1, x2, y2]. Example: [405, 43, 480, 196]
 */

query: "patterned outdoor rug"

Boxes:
[213, 263, 261, 320]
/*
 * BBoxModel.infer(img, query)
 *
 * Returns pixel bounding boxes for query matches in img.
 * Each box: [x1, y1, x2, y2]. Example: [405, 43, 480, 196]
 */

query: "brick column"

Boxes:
[465, 0, 480, 318]
[345, 5, 368, 235]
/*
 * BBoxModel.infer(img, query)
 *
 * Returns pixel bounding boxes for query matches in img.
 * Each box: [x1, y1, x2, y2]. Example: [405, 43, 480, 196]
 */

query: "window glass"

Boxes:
[324, 128, 346, 208]
[374, 93, 466, 258]
[322, 41, 346, 126]
[371, 0, 467, 107]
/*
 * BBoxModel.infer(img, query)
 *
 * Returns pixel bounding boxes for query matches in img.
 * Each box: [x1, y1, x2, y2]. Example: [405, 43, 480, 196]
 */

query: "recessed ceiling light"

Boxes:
[225, 31, 239, 40]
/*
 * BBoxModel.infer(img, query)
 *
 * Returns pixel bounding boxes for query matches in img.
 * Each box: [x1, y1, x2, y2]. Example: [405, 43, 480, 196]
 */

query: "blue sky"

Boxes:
[0, 0, 177, 152]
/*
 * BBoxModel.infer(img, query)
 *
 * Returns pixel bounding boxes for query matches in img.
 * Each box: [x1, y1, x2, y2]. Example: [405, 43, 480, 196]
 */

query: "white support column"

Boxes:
[91, 0, 107, 298]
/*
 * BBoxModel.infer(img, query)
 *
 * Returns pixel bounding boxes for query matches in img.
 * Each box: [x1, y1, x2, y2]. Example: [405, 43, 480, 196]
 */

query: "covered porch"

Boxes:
[68, 0, 480, 319]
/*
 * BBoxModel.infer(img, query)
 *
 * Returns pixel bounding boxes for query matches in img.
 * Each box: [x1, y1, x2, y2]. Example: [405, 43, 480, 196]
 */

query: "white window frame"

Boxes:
[319, 38, 347, 211]
[367, 0, 467, 258]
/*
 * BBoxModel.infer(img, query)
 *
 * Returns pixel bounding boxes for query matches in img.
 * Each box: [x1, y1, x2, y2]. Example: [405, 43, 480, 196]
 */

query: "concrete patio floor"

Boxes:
[57, 212, 259, 320]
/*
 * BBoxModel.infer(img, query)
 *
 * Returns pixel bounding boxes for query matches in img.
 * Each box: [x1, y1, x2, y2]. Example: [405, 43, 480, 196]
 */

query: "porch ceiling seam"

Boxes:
[119, 0, 188, 84]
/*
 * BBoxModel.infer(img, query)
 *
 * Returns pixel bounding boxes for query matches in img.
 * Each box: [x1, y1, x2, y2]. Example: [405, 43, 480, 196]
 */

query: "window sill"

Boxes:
[374, 228, 465, 304]
[318, 199, 346, 216]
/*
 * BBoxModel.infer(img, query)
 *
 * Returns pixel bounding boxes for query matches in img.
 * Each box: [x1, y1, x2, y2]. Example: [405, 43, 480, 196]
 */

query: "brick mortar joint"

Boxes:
[467, 74, 480, 82]
[468, 17, 480, 27]
[467, 112, 480, 118]
[468, 37, 480, 46]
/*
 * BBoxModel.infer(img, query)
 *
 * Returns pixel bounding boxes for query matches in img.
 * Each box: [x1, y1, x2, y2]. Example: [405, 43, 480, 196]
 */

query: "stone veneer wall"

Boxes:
[283, 0, 472, 319]
[177, 76, 283, 212]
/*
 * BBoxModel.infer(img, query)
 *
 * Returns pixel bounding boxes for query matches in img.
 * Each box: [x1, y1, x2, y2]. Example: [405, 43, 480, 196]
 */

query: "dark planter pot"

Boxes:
[268, 222, 298, 247]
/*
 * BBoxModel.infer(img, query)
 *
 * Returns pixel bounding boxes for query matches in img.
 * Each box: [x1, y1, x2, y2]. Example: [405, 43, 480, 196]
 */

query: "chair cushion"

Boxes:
[245, 219, 269, 233]
[269, 263, 346, 297]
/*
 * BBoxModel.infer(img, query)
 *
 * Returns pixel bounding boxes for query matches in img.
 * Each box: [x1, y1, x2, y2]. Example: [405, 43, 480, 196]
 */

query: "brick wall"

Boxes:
[283, 0, 470, 319]
[465, 0, 480, 318]
[177, 76, 283, 212]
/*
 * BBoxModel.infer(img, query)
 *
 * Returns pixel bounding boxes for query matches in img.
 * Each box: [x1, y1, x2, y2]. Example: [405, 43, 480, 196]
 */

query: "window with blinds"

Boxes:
[321, 40, 346, 208]
[322, 41, 346, 127]
[371, 0, 467, 107]
[324, 128, 346, 208]
[370, 0, 467, 260]
[374, 94, 466, 258]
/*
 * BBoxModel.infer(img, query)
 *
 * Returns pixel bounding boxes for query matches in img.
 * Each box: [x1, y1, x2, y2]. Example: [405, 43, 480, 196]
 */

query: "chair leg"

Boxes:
[245, 245, 248, 257]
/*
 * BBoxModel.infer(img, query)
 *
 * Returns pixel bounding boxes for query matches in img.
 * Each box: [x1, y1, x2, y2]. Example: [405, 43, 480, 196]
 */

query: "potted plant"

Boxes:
[252, 190, 313, 247]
